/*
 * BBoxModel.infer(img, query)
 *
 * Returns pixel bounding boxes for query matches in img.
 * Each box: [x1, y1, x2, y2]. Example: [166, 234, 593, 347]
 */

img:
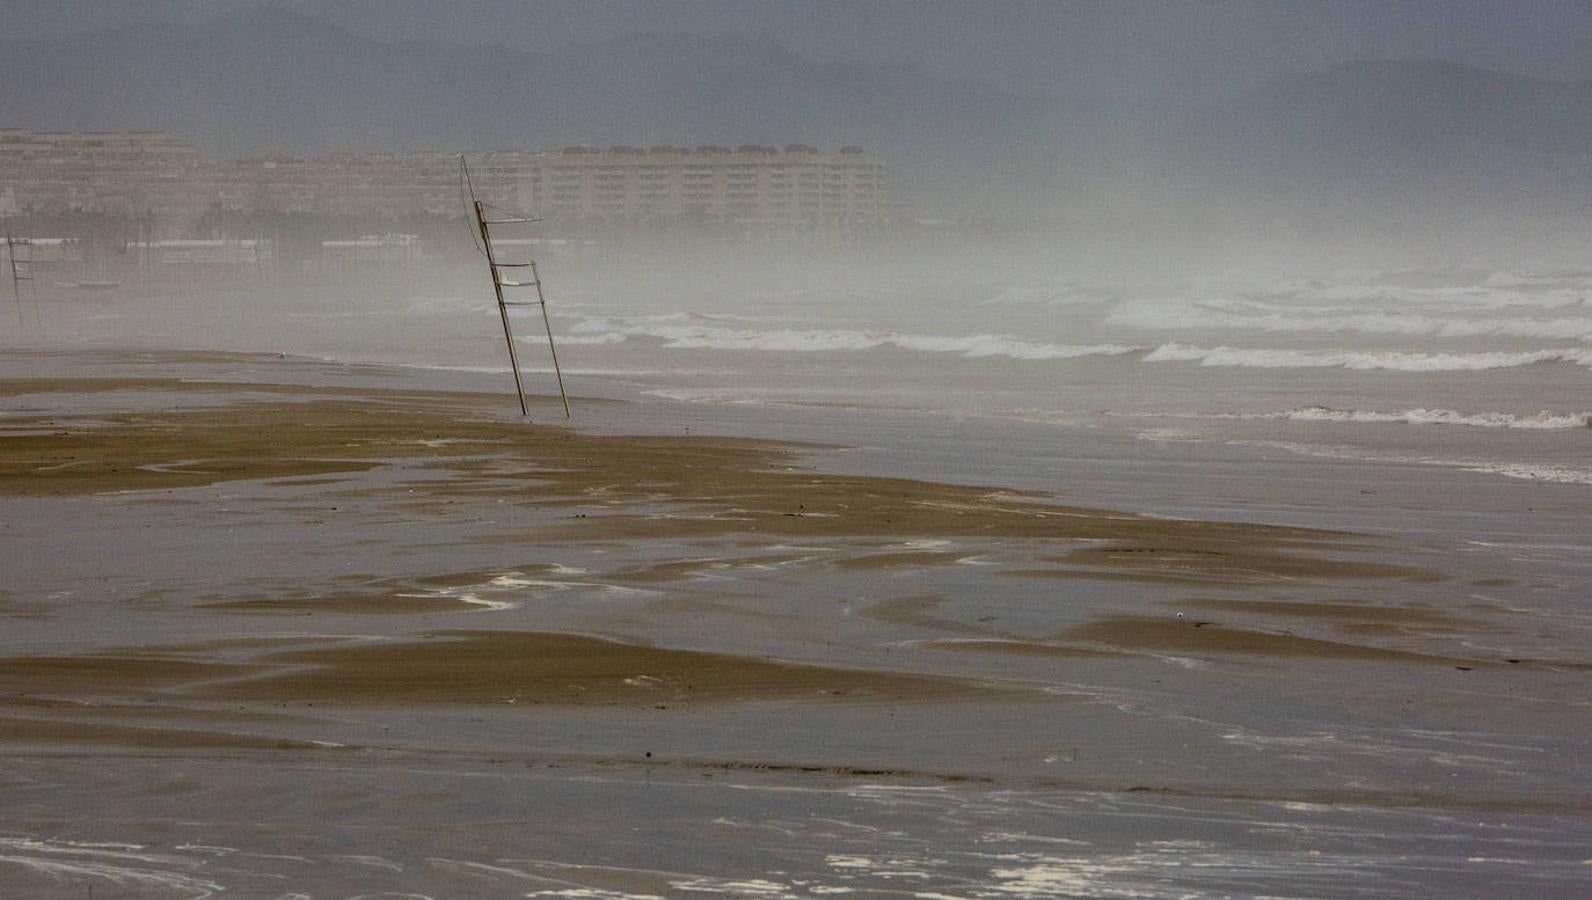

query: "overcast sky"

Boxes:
[5, 0, 1592, 103]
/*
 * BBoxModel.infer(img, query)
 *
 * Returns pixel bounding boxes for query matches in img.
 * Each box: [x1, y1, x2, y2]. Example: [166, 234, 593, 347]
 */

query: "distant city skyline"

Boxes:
[0, 129, 887, 232]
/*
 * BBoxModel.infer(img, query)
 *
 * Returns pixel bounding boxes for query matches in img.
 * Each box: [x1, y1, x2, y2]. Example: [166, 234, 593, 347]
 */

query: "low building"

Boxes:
[126, 239, 273, 269]
[4, 237, 83, 267]
[319, 233, 424, 268]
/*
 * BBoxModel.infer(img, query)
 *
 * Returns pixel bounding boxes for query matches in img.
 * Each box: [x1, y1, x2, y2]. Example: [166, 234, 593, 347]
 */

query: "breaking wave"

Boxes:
[1111, 305, 1592, 341]
[1109, 278, 1592, 340]
[555, 332, 630, 345]
[1279, 406, 1592, 429]
[1286, 407, 1585, 426]
[1135, 434, 1592, 485]
[1126, 406, 1592, 430]
[1142, 342, 1592, 371]
[567, 317, 1141, 360]
[1242, 441, 1592, 486]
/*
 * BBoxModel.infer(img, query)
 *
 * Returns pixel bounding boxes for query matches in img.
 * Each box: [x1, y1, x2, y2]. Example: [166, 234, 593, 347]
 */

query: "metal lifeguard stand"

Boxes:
[461, 157, 569, 419]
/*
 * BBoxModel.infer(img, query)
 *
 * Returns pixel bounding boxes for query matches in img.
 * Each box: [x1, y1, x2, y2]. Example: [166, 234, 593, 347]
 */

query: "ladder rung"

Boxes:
[492, 262, 532, 268]
[482, 217, 537, 225]
[497, 279, 539, 287]
[502, 300, 543, 307]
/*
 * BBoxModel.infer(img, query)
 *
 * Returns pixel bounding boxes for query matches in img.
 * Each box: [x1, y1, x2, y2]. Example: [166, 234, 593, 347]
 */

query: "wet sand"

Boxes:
[0, 363, 1505, 713]
[0, 717, 331, 751]
[0, 364, 1552, 724]
[201, 590, 486, 615]
[1060, 615, 1478, 664]
[0, 374, 1413, 571]
[2, 351, 1589, 898]
[0, 630, 986, 725]
[206, 629, 988, 707]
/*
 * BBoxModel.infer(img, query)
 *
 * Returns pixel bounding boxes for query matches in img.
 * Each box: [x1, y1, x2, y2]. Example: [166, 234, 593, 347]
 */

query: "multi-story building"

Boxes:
[0, 130, 888, 232]
[0, 129, 210, 222]
[225, 150, 532, 218]
[529, 144, 886, 227]
[0, 130, 532, 226]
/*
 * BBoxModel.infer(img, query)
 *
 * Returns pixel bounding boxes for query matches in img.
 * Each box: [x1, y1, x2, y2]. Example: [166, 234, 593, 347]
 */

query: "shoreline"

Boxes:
[0, 352, 1559, 718]
[3, 347, 1590, 898]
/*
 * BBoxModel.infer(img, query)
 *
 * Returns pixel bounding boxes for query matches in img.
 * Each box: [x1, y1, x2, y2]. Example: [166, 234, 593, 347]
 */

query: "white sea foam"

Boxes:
[1141, 342, 1592, 371]
[638, 388, 772, 405]
[455, 593, 518, 611]
[1462, 462, 1592, 485]
[567, 316, 1140, 361]
[1208, 438, 1592, 486]
[684, 310, 792, 323]
[1132, 406, 1592, 430]
[1281, 407, 1592, 429]
[666, 877, 798, 896]
[1113, 301, 1592, 339]
[0, 838, 223, 899]
[526, 890, 666, 899]
[555, 332, 630, 345]
[1110, 278, 1592, 340]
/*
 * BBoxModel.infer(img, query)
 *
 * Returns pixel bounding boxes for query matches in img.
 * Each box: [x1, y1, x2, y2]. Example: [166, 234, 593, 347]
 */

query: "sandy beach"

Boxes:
[2, 348, 1589, 898]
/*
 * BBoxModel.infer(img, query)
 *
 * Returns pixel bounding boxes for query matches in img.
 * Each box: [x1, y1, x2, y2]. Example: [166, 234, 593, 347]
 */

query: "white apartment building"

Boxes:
[0, 131, 888, 232]
[226, 151, 532, 218]
[0, 129, 211, 221]
[529, 144, 886, 227]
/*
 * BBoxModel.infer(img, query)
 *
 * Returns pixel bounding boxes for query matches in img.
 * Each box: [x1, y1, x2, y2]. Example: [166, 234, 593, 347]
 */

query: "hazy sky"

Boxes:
[5, 0, 1592, 102]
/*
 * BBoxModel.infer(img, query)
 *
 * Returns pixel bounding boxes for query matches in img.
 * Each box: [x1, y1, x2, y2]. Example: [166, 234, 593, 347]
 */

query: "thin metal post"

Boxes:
[476, 199, 529, 416]
[531, 260, 571, 418]
[5, 235, 23, 327]
[461, 154, 479, 206]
